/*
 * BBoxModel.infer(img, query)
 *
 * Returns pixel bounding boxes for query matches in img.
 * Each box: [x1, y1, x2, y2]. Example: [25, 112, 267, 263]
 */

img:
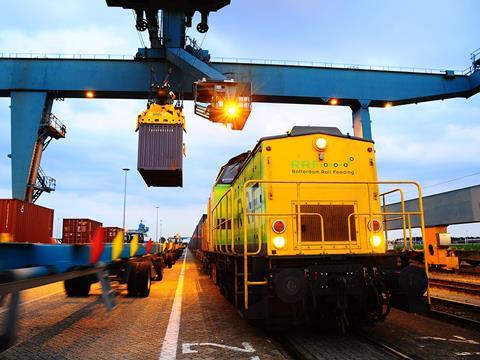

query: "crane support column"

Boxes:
[10, 92, 48, 200]
[162, 11, 186, 48]
[352, 101, 372, 140]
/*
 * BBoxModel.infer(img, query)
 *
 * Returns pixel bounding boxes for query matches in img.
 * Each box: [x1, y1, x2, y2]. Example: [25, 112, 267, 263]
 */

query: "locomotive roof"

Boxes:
[217, 126, 374, 185]
[257, 126, 374, 144]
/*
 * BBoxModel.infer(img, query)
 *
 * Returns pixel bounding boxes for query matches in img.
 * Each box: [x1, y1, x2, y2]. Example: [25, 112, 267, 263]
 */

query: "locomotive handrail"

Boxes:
[347, 211, 421, 251]
[245, 212, 325, 254]
[240, 179, 428, 310]
[211, 187, 236, 255]
[380, 188, 407, 251]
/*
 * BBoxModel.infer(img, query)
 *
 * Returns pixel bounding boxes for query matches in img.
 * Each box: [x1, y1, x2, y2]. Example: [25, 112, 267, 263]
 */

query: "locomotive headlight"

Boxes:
[370, 235, 383, 248]
[273, 236, 286, 249]
[314, 137, 327, 151]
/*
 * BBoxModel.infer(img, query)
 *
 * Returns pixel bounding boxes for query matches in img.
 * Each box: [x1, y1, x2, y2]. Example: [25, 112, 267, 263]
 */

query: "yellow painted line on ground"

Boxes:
[159, 251, 188, 360]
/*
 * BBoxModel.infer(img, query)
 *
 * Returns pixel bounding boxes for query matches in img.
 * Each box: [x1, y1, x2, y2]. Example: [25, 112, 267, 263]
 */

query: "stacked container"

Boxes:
[0, 199, 54, 243]
[104, 226, 123, 242]
[62, 218, 103, 244]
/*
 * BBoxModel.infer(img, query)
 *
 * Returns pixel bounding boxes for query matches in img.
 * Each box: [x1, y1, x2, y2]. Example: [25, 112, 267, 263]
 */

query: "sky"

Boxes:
[0, 0, 479, 238]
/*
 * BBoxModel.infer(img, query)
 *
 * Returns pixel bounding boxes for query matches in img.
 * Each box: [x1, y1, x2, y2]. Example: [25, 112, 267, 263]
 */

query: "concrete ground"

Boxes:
[0, 250, 285, 360]
[2, 250, 480, 359]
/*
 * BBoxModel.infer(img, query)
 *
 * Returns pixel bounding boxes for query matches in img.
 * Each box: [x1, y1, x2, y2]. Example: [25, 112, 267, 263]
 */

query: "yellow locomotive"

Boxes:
[190, 126, 429, 329]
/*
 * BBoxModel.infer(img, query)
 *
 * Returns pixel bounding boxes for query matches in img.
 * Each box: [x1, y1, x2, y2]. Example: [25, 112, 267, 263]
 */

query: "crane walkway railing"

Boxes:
[0, 51, 474, 76]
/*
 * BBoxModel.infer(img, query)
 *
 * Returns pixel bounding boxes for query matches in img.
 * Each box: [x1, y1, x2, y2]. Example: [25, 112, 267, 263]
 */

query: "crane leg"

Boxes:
[352, 105, 372, 140]
[10, 92, 49, 201]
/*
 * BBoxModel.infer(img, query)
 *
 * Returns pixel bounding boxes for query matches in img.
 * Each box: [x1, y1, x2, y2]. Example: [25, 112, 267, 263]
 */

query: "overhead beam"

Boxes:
[386, 185, 480, 229]
[0, 58, 479, 105]
[165, 48, 226, 80]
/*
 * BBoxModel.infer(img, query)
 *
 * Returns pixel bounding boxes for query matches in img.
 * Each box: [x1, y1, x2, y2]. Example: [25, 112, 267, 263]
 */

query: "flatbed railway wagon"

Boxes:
[191, 126, 430, 329]
[0, 225, 169, 350]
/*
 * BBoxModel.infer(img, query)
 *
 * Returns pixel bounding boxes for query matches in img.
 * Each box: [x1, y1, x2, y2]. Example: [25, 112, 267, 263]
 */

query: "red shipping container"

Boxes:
[0, 199, 54, 243]
[62, 218, 103, 244]
[104, 226, 123, 243]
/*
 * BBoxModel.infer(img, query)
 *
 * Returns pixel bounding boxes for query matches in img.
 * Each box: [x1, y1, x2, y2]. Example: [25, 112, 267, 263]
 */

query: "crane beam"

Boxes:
[1, 56, 479, 200]
[0, 57, 478, 105]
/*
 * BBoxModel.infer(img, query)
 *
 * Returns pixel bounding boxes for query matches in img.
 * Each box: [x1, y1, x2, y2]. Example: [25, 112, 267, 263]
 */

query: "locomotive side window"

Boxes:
[218, 163, 242, 184]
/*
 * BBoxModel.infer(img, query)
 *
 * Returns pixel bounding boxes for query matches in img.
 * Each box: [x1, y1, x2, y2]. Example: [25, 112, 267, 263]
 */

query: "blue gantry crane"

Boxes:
[0, 1, 478, 201]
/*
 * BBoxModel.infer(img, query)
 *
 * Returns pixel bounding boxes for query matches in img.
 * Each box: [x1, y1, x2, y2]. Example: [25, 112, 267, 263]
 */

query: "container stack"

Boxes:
[104, 226, 123, 242]
[0, 199, 54, 243]
[62, 218, 103, 244]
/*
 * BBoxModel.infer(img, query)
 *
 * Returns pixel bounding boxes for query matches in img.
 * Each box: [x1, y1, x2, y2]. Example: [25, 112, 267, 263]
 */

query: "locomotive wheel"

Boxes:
[64, 275, 91, 297]
[273, 269, 307, 303]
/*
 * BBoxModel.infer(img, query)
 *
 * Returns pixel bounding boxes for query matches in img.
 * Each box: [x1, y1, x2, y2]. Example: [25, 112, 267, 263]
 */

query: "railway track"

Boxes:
[276, 330, 413, 360]
[429, 278, 480, 295]
[429, 296, 480, 330]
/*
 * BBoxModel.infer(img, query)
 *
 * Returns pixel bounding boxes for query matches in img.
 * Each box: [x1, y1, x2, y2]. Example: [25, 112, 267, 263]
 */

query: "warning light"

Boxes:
[272, 220, 286, 234]
[226, 103, 238, 116]
[85, 91, 95, 98]
[329, 98, 338, 105]
[194, 80, 252, 130]
[368, 219, 382, 232]
[384, 102, 392, 108]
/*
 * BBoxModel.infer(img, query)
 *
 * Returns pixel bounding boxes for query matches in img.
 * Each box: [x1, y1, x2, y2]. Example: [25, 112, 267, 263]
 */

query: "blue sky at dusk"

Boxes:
[0, 0, 479, 238]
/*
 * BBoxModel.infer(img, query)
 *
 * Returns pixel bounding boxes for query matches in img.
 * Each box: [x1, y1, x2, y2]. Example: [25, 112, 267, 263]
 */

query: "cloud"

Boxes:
[1, 1, 479, 238]
[0, 27, 137, 55]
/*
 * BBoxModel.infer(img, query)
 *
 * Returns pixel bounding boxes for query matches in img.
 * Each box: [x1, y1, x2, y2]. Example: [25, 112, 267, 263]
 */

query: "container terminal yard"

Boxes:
[1, 1, 480, 359]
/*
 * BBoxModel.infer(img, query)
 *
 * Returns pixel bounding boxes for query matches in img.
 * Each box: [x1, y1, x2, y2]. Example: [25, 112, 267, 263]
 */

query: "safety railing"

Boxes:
[241, 179, 428, 310]
[211, 187, 236, 255]
[0, 52, 132, 60]
[40, 113, 67, 138]
[0, 51, 470, 77]
[211, 56, 466, 76]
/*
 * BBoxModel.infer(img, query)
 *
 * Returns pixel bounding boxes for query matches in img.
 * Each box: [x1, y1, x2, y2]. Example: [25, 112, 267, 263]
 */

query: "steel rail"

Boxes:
[429, 278, 480, 295]
[428, 309, 480, 330]
[354, 332, 414, 360]
[276, 331, 414, 360]
[430, 295, 480, 310]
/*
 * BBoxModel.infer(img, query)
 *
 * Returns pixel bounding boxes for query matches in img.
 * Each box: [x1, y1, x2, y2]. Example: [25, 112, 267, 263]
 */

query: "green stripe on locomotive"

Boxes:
[211, 146, 267, 252]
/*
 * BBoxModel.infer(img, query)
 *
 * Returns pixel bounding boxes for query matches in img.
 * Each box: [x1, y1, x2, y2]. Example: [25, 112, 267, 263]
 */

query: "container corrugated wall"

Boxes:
[0, 199, 54, 243]
[137, 124, 183, 187]
[104, 226, 123, 243]
[62, 218, 103, 244]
